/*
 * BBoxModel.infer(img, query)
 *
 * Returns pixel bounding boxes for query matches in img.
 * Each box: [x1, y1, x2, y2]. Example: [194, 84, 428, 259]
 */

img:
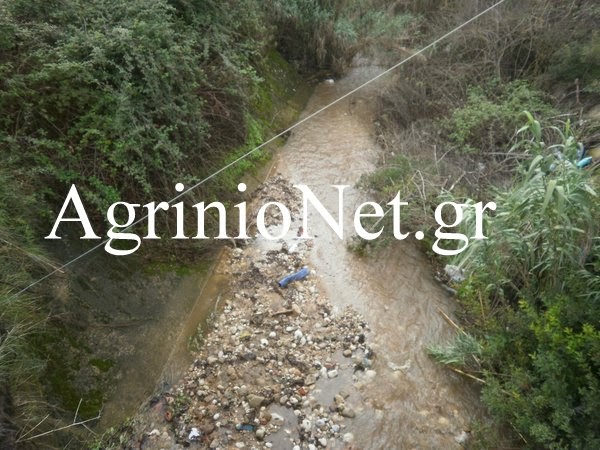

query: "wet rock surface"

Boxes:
[126, 177, 372, 449]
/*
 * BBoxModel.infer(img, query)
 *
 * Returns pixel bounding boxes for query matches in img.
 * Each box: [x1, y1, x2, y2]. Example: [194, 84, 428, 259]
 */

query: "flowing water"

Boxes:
[273, 63, 483, 448]
[96, 62, 482, 447]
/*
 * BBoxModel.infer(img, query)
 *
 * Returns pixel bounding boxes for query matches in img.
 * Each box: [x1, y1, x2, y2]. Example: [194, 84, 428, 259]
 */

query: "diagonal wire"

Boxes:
[8, 0, 507, 300]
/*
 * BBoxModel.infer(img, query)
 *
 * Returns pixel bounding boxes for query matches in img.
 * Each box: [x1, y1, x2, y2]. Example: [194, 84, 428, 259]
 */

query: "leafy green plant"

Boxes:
[427, 332, 482, 371]
[442, 80, 555, 154]
[433, 116, 600, 448]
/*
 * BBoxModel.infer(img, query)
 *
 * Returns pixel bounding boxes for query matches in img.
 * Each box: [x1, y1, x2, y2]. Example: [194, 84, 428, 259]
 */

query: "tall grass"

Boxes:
[0, 240, 46, 448]
[455, 115, 598, 300]
[430, 115, 600, 448]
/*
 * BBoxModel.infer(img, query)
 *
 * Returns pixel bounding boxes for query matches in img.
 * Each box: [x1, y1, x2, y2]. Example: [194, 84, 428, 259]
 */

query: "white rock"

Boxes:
[343, 432, 354, 443]
[301, 418, 311, 431]
[444, 264, 466, 282]
[455, 430, 470, 445]
[327, 369, 338, 379]
[271, 413, 285, 425]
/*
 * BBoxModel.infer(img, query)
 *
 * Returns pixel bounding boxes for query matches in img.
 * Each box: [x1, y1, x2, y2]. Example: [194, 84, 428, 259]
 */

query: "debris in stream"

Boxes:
[278, 266, 310, 288]
[128, 176, 373, 450]
[188, 427, 201, 441]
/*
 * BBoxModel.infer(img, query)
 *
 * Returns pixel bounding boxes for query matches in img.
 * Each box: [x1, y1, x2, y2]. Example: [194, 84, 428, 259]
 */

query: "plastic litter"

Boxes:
[278, 266, 310, 288]
[188, 427, 201, 441]
[444, 264, 466, 283]
[235, 423, 256, 432]
[577, 156, 592, 168]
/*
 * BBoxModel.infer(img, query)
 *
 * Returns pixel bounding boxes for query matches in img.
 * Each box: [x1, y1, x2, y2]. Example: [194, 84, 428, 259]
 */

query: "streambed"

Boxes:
[113, 61, 482, 449]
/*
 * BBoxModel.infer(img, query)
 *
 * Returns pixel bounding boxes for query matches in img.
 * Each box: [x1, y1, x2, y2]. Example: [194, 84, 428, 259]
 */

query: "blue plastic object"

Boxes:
[278, 266, 310, 288]
[235, 423, 256, 432]
[577, 156, 593, 168]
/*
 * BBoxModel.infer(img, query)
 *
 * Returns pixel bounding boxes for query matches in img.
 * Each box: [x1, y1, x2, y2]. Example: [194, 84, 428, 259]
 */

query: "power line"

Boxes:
[8, 0, 507, 300]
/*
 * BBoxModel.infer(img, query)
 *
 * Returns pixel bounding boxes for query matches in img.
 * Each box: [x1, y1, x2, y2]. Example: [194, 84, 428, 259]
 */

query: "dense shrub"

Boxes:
[269, 0, 420, 73]
[0, 0, 267, 220]
[0, 0, 279, 444]
[433, 117, 600, 448]
[442, 81, 554, 154]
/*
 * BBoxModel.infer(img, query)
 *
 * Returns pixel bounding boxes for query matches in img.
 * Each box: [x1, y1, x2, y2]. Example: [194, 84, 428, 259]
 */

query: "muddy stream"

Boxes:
[271, 63, 482, 448]
[101, 62, 481, 448]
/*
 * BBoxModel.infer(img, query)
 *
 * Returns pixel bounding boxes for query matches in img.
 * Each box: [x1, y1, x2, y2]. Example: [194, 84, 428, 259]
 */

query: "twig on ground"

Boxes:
[436, 305, 467, 336]
[17, 401, 101, 443]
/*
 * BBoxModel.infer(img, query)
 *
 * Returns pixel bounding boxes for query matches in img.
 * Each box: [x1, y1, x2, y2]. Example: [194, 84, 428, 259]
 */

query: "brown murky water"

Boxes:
[99, 62, 482, 447]
[274, 63, 482, 448]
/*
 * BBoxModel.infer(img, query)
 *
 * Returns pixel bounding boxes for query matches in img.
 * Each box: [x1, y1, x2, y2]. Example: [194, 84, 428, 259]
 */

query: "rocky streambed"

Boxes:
[120, 177, 377, 450]
[116, 65, 481, 450]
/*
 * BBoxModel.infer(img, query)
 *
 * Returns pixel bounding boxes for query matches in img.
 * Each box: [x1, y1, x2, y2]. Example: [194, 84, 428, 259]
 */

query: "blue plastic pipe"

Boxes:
[278, 266, 310, 288]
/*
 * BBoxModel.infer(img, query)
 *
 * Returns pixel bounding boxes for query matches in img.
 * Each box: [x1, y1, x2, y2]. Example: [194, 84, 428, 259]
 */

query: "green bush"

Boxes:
[434, 117, 600, 448]
[0, 1, 302, 445]
[547, 35, 600, 92]
[268, 0, 420, 72]
[442, 80, 555, 154]
[0, 0, 268, 220]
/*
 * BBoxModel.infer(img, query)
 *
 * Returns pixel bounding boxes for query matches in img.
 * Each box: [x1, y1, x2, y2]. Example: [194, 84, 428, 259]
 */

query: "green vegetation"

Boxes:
[0, 0, 307, 446]
[2, 0, 598, 447]
[270, 0, 421, 73]
[442, 81, 555, 154]
[430, 118, 599, 448]
[360, 1, 600, 447]
[0, 0, 272, 219]
[1, 0, 418, 446]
